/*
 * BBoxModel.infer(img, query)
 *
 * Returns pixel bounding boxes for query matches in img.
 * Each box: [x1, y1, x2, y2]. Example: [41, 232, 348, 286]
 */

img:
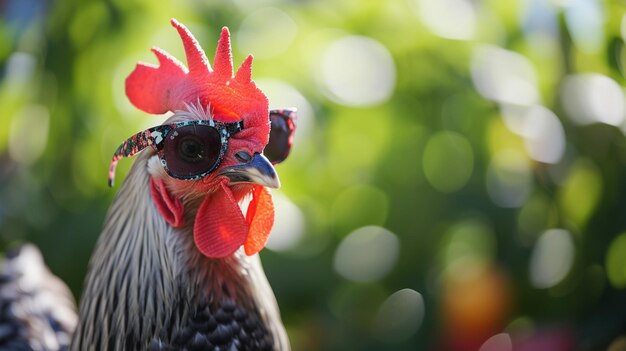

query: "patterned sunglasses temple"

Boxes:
[108, 120, 243, 187]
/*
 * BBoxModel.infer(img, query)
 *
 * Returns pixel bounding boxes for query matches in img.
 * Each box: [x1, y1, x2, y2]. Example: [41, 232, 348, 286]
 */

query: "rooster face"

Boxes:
[109, 19, 296, 259]
[147, 103, 279, 197]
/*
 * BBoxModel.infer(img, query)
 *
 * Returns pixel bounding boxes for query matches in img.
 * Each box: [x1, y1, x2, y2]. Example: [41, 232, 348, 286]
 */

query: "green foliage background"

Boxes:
[1, 0, 626, 350]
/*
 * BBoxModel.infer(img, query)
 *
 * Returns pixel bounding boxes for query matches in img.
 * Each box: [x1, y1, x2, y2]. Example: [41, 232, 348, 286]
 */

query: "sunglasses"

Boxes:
[266, 108, 297, 164]
[108, 108, 297, 186]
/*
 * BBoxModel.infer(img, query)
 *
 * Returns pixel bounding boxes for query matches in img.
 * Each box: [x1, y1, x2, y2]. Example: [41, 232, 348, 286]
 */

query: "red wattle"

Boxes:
[194, 181, 249, 258]
[150, 177, 185, 228]
[244, 185, 275, 256]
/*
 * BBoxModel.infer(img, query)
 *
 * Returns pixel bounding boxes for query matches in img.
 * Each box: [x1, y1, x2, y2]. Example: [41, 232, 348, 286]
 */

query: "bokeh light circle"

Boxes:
[422, 131, 474, 193]
[521, 105, 566, 164]
[500, 104, 566, 164]
[321, 36, 396, 106]
[441, 219, 496, 270]
[559, 159, 603, 228]
[334, 226, 399, 282]
[479, 333, 513, 351]
[373, 289, 425, 342]
[9, 105, 50, 165]
[5, 52, 36, 90]
[237, 8, 298, 59]
[529, 229, 575, 289]
[265, 192, 305, 252]
[416, 0, 476, 40]
[561, 74, 626, 126]
[564, 0, 604, 54]
[471, 45, 539, 106]
[605, 233, 626, 289]
[442, 263, 512, 341]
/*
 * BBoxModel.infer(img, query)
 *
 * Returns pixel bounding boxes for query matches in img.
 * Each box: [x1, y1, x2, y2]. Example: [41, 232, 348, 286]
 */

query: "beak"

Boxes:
[219, 153, 281, 189]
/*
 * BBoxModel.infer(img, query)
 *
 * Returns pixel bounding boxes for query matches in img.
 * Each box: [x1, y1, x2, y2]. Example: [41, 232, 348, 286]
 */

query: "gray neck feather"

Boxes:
[71, 152, 289, 350]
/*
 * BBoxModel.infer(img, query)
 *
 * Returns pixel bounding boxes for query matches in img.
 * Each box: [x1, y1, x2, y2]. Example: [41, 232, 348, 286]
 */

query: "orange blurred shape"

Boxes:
[439, 263, 512, 351]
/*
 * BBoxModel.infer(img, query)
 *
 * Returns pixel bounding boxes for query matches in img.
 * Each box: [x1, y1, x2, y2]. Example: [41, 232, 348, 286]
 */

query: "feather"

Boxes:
[0, 244, 77, 350]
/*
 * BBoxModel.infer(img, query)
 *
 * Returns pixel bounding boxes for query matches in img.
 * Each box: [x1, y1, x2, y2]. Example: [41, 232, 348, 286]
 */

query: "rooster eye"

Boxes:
[177, 136, 205, 163]
[163, 125, 222, 177]
[235, 151, 252, 163]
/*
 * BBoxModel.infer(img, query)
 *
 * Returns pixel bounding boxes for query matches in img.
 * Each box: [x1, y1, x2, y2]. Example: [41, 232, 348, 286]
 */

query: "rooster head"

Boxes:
[109, 19, 296, 259]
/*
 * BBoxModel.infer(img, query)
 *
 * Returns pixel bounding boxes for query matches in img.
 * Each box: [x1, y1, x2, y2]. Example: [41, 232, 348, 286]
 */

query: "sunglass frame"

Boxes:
[108, 119, 243, 186]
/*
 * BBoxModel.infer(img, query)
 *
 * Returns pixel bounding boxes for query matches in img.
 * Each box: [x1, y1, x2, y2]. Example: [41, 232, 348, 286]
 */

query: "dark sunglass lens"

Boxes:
[163, 125, 221, 177]
[265, 112, 293, 164]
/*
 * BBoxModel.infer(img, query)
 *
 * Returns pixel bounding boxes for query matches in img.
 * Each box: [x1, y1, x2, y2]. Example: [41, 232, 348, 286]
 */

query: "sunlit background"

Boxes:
[1, 0, 626, 350]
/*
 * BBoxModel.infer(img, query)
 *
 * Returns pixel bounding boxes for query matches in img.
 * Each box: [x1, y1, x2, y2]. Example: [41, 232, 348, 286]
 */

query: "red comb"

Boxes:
[126, 19, 268, 125]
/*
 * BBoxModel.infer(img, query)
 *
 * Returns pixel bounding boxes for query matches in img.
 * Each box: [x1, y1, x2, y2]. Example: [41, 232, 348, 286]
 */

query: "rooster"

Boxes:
[0, 19, 295, 351]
